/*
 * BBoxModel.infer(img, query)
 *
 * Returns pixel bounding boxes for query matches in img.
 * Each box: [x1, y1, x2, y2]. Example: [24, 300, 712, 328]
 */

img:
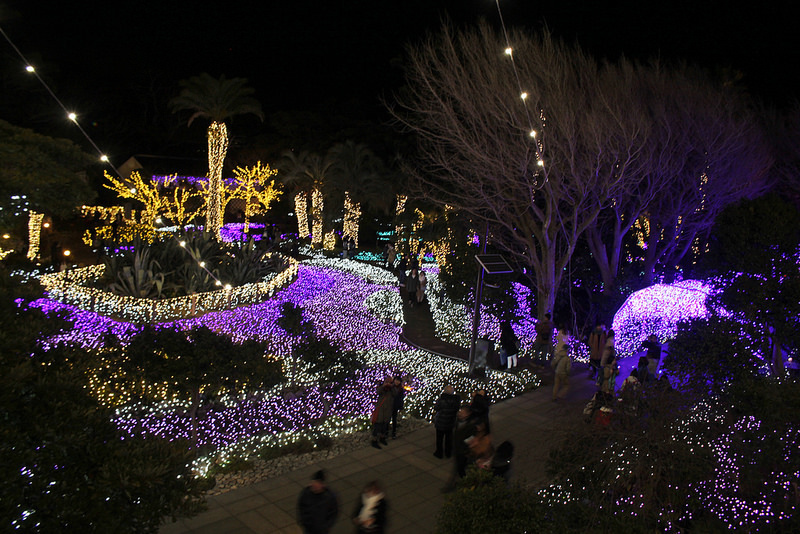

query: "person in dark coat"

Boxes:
[405, 268, 419, 306]
[297, 469, 339, 534]
[587, 323, 607, 380]
[433, 385, 461, 458]
[352, 480, 388, 534]
[370, 378, 395, 449]
[499, 320, 520, 369]
[390, 376, 405, 439]
[642, 334, 662, 379]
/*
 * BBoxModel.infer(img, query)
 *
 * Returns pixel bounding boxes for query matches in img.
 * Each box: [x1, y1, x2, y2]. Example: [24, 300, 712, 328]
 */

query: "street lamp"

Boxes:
[468, 253, 513, 377]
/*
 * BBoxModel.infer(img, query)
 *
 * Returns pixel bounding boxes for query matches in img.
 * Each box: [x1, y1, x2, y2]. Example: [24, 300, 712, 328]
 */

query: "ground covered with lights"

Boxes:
[31, 254, 540, 476]
[27, 250, 798, 531]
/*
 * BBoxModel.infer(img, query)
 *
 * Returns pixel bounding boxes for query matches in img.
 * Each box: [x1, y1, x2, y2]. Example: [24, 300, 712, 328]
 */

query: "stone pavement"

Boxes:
[160, 361, 602, 534]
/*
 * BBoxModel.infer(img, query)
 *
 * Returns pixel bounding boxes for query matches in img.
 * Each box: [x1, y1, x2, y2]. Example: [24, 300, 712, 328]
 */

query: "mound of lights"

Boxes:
[425, 266, 587, 362]
[612, 279, 715, 357]
[37, 255, 298, 324]
[31, 258, 539, 475]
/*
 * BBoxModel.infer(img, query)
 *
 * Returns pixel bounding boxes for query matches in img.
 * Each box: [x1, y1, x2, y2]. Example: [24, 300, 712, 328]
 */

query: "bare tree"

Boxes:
[391, 23, 648, 317]
[637, 65, 773, 284]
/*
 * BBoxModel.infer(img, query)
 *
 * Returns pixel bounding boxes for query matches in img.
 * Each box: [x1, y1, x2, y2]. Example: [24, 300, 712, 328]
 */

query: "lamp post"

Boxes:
[468, 253, 514, 377]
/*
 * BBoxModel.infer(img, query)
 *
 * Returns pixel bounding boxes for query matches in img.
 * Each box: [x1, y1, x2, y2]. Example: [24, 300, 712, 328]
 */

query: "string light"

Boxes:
[311, 188, 323, 247]
[394, 195, 407, 249]
[493, 0, 547, 187]
[26, 211, 44, 261]
[343, 192, 361, 247]
[0, 25, 121, 171]
[231, 161, 282, 234]
[294, 192, 309, 238]
[206, 121, 229, 238]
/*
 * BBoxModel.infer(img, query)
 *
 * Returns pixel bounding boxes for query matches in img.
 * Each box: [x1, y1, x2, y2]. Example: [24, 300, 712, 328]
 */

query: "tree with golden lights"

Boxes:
[230, 161, 282, 233]
[162, 180, 204, 231]
[170, 74, 263, 238]
[327, 141, 394, 248]
[103, 171, 172, 227]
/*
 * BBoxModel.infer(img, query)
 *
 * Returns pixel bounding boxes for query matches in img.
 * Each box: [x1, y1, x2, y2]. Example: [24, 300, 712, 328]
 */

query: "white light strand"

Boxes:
[0, 24, 120, 174]
[493, 0, 547, 186]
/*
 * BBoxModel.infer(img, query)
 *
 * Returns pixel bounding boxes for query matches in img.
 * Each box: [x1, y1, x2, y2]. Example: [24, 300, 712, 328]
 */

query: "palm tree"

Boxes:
[279, 149, 333, 246]
[327, 141, 395, 247]
[170, 73, 263, 238]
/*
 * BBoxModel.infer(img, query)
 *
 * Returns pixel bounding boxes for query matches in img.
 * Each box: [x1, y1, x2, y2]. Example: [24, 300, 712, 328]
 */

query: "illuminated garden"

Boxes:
[2, 11, 800, 534]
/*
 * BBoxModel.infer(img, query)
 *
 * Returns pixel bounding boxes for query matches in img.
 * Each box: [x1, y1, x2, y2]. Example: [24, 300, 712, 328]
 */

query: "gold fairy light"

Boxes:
[311, 188, 323, 247]
[323, 230, 336, 251]
[103, 171, 174, 228]
[27, 211, 44, 261]
[294, 192, 309, 238]
[231, 161, 282, 233]
[394, 195, 407, 249]
[343, 191, 361, 247]
[206, 121, 229, 238]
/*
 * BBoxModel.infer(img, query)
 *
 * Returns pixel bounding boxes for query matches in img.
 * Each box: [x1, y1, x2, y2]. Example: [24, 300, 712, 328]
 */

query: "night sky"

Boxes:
[1, 0, 797, 162]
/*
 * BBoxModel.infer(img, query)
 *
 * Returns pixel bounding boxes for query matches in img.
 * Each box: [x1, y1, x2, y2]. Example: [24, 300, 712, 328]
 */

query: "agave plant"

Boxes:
[220, 237, 272, 287]
[107, 246, 165, 298]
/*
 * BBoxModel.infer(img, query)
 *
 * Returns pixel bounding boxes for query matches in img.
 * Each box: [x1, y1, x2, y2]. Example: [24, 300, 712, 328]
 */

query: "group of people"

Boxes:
[369, 376, 406, 449]
[584, 324, 667, 422]
[342, 235, 356, 259]
[432, 386, 513, 488]
[297, 469, 387, 534]
[389, 251, 427, 307]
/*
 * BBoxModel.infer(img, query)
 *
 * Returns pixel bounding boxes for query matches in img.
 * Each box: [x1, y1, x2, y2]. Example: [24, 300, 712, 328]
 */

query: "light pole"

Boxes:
[468, 253, 513, 377]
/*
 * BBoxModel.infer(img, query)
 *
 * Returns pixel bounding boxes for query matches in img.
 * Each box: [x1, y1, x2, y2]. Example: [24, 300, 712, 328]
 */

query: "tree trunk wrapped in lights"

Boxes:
[394, 194, 407, 250]
[206, 121, 229, 237]
[27, 211, 44, 261]
[343, 191, 361, 247]
[311, 188, 323, 248]
[294, 192, 309, 238]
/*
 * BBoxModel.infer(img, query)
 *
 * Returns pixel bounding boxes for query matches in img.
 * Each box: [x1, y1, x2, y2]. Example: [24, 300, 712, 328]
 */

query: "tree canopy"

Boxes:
[392, 23, 772, 316]
[0, 118, 96, 220]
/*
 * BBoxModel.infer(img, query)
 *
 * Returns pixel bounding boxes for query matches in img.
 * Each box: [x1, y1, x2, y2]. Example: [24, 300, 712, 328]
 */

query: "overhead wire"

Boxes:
[0, 23, 122, 177]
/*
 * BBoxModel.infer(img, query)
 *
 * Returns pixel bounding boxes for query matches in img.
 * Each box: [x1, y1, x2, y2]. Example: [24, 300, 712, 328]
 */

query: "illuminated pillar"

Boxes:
[294, 192, 309, 238]
[27, 211, 44, 261]
[206, 121, 229, 238]
[343, 191, 361, 247]
[394, 194, 407, 250]
[311, 188, 323, 247]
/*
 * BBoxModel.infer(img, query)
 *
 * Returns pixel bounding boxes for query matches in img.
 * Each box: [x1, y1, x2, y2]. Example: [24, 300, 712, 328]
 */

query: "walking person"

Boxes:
[390, 376, 405, 439]
[642, 334, 662, 379]
[432, 385, 461, 459]
[405, 268, 419, 307]
[551, 328, 572, 401]
[370, 378, 395, 449]
[600, 329, 616, 368]
[416, 269, 427, 304]
[297, 469, 339, 534]
[587, 323, 607, 380]
[352, 481, 388, 534]
[385, 243, 396, 271]
[499, 320, 520, 370]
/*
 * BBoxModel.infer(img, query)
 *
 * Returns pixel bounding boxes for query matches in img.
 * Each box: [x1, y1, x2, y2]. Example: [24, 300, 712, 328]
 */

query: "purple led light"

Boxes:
[612, 279, 714, 357]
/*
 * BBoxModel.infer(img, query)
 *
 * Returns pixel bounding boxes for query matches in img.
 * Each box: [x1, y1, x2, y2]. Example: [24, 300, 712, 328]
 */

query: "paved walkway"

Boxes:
[160, 296, 621, 533]
[161, 367, 602, 533]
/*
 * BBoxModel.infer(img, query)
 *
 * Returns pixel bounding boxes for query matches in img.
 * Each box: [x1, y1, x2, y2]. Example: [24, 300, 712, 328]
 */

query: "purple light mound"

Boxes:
[612, 279, 714, 357]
